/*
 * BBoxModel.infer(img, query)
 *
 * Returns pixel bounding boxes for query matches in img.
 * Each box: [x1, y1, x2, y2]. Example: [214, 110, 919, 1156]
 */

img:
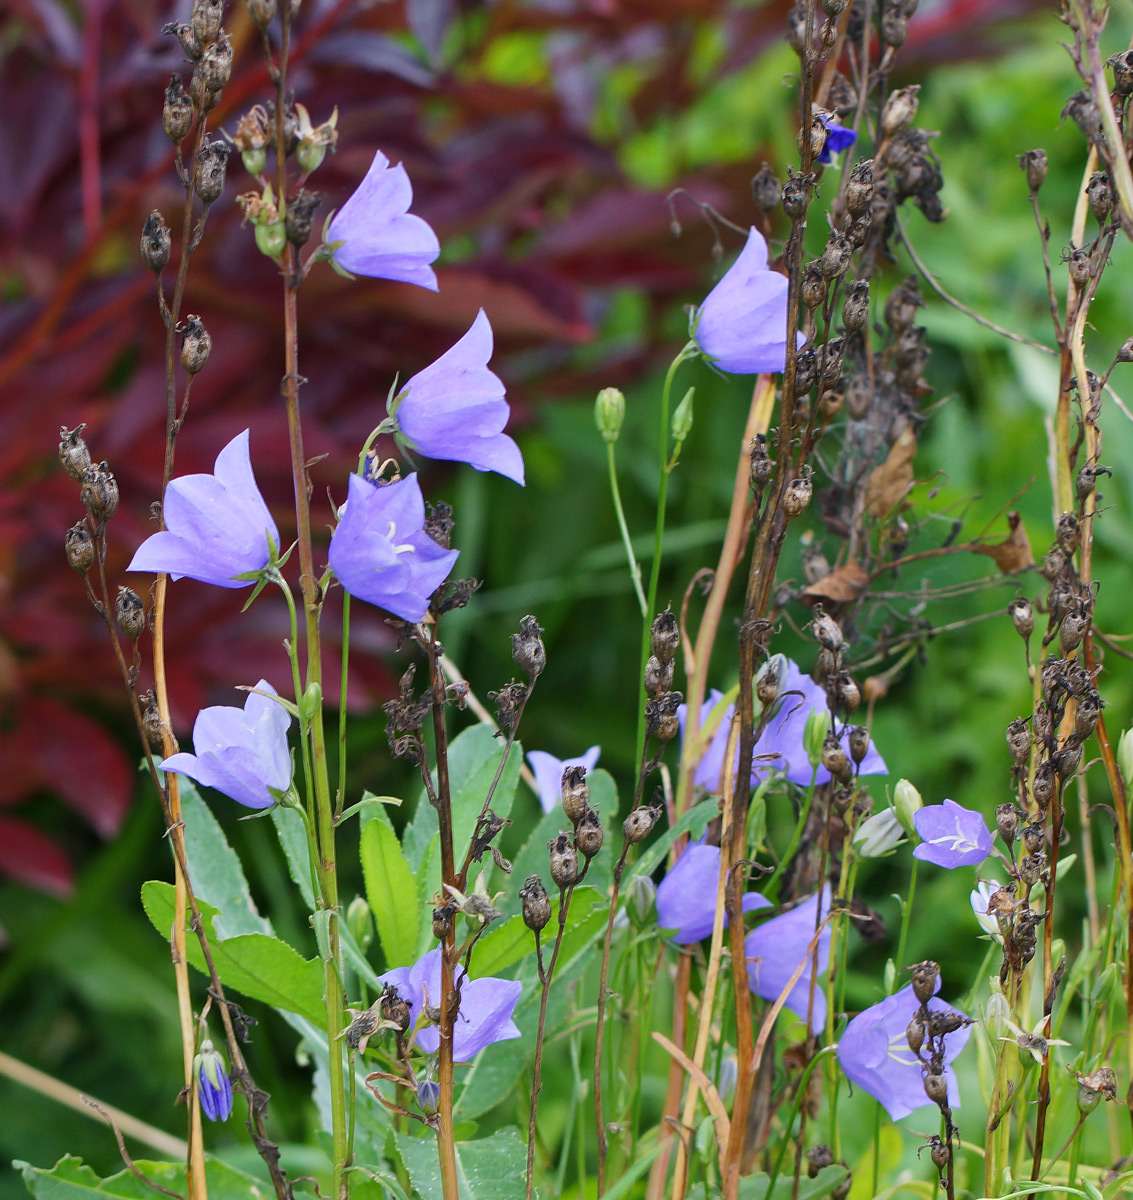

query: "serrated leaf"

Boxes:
[17, 1154, 270, 1200]
[141, 881, 323, 1024]
[361, 811, 420, 969]
[392, 1127, 527, 1200]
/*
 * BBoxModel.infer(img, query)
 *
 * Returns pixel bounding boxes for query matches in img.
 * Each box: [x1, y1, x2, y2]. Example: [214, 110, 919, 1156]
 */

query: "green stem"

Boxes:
[337, 592, 350, 820]
[606, 440, 649, 618]
[760, 772, 818, 902]
[634, 342, 697, 764]
[765, 1045, 839, 1193]
[276, 576, 316, 832]
[895, 858, 918, 973]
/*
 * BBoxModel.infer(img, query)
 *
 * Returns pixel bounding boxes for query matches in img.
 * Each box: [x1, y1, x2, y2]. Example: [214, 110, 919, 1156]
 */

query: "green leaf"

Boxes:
[17, 1155, 268, 1200]
[272, 805, 317, 910]
[415, 833, 441, 957]
[736, 1164, 852, 1200]
[392, 1127, 527, 1200]
[179, 778, 272, 938]
[403, 725, 522, 872]
[361, 811, 420, 968]
[141, 880, 324, 1024]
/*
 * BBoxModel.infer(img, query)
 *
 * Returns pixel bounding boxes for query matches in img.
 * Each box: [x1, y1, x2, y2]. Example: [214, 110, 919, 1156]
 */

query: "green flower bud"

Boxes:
[852, 808, 904, 858]
[242, 147, 267, 177]
[297, 141, 328, 175]
[346, 896, 374, 951]
[1118, 727, 1133, 791]
[255, 218, 287, 259]
[671, 386, 694, 443]
[595, 387, 626, 443]
[299, 681, 323, 722]
[894, 778, 923, 838]
[803, 707, 830, 768]
[625, 873, 656, 928]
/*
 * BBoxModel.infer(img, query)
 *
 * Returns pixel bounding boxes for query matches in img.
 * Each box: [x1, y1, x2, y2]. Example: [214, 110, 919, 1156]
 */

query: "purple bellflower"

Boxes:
[378, 948, 522, 1062]
[326, 150, 440, 290]
[655, 837, 772, 943]
[127, 430, 278, 588]
[837, 981, 972, 1120]
[391, 310, 524, 484]
[913, 799, 993, 868]
[678, 660, 887, 793]
[818, 117, 857, 163]
[746, 887, 831, 1033]
[527, 746, 601, 814]
[160, 681, 292, 811]
[328, 473, 459, 623]
[693, 227, 804, 375]
[194, 1040, 233, 1122]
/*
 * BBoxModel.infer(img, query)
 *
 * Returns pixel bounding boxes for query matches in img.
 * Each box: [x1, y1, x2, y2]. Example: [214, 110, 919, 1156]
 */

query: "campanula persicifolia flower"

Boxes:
[837, 981, 972, 1120]
[693, 227, 803, 375]
[655, 837, 771, 943]
[526, 746, 601, 814]
[194, 1039, 233, 1121]
[746, 888, 831, 1033]
[160, 681, 292, 811]
[390, 310, 524, 484]
[377, 948, 522, 1062]
[128, 430, 278, 589]
[328, 473, 459, 623]
[817, 117, 857, 163]
[677, 661, 887, 793]
[326, 150, 440, 290]
[912, 799, 993, 868]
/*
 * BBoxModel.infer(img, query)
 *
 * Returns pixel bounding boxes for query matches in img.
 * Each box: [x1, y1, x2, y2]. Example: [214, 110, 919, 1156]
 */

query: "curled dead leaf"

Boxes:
[864, 428, 917, 517]
[973, 511, 1034, 574]
[800, 560, 869, 608]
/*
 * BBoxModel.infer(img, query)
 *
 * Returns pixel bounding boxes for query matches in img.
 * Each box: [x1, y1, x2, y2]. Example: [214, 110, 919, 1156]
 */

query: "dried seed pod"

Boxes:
[1018, 149, 1048, 193]
[548, 832, 579, 889]
[286, 188, 323, 247]
[810, 604, 843, 653]
[880, 7, 909, 46]
[806, 1145, 835, 1178]
[560, 765, 590, 826]
[1075, 690, 1103, 739]
[248, 0, 276, 24]
[511, 614, 546, 680]
[198, 32, 232, 93]
[140, 210, 172, 273]
[623, 804, 661, 844]
[140, 690, 164, 752]
[923, 1073, 948, 1106]
[749, 433, 773, 490]
[645, 691, 682, 744]
[1056, 511, 1081, 555]
[1019, 852, 1046, 888]
[193, 140, 231, 204]
[1007, 597, 1033, 641]
[802, 263, 827, 310]
[576, 808, 605, 860]
[927, 1010, 967, 1038]
[163, 75, 194, 144]
[751, 162, 781, 211]
[880, 86, 920, 139]
[1110, 50, 1133, 95]
[792, 348, 817, 397]
[64, 521, 95, 574]
[644, 654, 673, 698]
[841, 280, 869, 333]
[519, 875, 551, 933]
[432, 902, 455, 941]
[1060, 595, 1092, 656]
[820, 733, 852, 784]
[180, 315, 212, 375]
[81, 462, 119, 523]
[163, 21, 201, 61]
[845, 160, 874, 217]
[910, 960, 940, 1004]
[783, 470, 813, 517]
[755, 655, 786, 709]
[781, 169, 814, 218]
[1031, 762, 1055, 810]
[884, 276, 924, 331]
[995, 803, 1020, 844]
[59, 424, 93, 482]
[834, 671, 861, 715]
[1087, 171, 1114, 223]
[190, 0, 223, 47]
[819, 233, 852, 279]
[930, 1140, 949, 1171]
[1054, 741, 1083, 780]
[848, 725, 870, 764]
[1067, 246, 1091, 288]
[1006, 718, 1030, 765]
[906, 1014, 925, 1054]
[380, 986, 412, 1034]
[115, 587, 146, 641]
[650, 610, 680, 665]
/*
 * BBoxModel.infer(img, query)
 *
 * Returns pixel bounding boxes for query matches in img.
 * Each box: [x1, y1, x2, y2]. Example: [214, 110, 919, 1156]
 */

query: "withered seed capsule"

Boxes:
[115, 586, 146, 640]
[511, 614, 546, 680]
[560, 766, 590, 826]
[841, 280, 869, 332]
[1018, 148, 1048, 194]
[905, 1014, 925, 1055]
[59, 424, 93, 481]
[821, 733, 852, 784]
[1008, 597, 1034, 641]
[198, 33, 232, 94]
[910, 960, 940, 1004]
[783, 470, 813, 517]
[1006, 717, 1030, 766]
[65, 521, 95, 574]
[189, 0, 223, 47]
[163, 75, 194, 144]
[81, 463, 119, 523]
[180, 315, 212, 375]
[845, 160, 874, 218]
[848, 725, 870, 764]
[650, 610, 680, 664]
[575, 808, 605, 860]
[519, 875, 551, 933]
[623, 805, 661, 844]
[194, 140, 231, 205]
[923, 1073, 948, 1106]
[751, 163, 781, 212]
[548, 832, 579, 889]
[140, 211, 172, 274]
[995, 803, 1020, 844]
[880, 86, 920, 138]
[750, 435, 773, 490]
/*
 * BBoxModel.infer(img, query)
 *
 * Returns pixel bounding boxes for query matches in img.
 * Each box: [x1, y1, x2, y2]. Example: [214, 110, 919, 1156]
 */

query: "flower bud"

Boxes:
[560, 765, 590, 826]
[576, 807, 605, 861]
[852, 808, 904, 857]
[346, 896, 374, 951]
[893, 778, 922, 837]
[625, 873, 656, 927]
[65, 521, 96, 574]
[1118, 727, 1133, 791]
[910, 960, 940, 1004]
[193, 1039, 233, 1122]
[881, 86, 920, 139]
[548, 832, 579, 889]
[140, 211, 172, 274]
[194, 140, 231, 205]
[511, 615, 546, 680]
[750, 163, 780, 211]
[115, 586, 146, 641]
[59, 424, 93, 482]
[623, 804, 661, 844]
[190, 0, 223, 48]
[595, 387, 626, 443]
[804, 707, 831, 768]
[81, 462, 119, 523]
[671, 387, 694, 443]
[180, 315, 212, 375]
[783, 469, 813, 516]
[416, 1079, 440, 1115]
[198, 32, 232, 94]
[163, 75, 194, 144]
[520, 875, 552, 933]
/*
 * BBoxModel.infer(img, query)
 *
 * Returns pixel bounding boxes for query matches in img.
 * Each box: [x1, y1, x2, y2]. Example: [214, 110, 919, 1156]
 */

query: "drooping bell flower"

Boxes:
[194, 1039, 234, 1122]
[127, 430, 278, 588]
[325, 150, 440, 290]
[745, 887, 831, 1033]
[328, 473, 459, 623]
[655, 836, 771, 943]
[160, 681, 291, 811]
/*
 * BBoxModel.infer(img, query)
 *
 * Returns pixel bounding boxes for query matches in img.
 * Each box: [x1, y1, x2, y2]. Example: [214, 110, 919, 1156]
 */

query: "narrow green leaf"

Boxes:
[271, 805, 317, 910]
[361, 815, 420, 969]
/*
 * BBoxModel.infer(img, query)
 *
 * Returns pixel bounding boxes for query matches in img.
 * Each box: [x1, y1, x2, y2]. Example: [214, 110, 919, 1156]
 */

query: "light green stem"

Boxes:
[895, 859, 918, 973]
[337, 592, 350, 820]
[606, 440, 648, 618]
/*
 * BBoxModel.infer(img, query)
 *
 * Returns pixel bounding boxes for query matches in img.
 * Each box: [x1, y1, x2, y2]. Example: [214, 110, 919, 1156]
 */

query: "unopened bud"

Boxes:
[115, 586, 146, 640]
[416, 1079, 440, 1115]
[65, 521, 95, 574]
[623, 804, 661, 845]
[894, 778, 922, 837]
[81, 463, 119, 523]
[625, 873, 656, 927]
[548, 832, 579, 889]
[511, 615, 546, 680]
[346, 896, 374, 951]
[804, 707, 831, 768]
[881, 86, 920, 139]
[671, 387, 694, 443]
[1118, 727, 1133, 790]
[519, 875, 552, 933]
[180, 315, 212, 375]
[576, 808, 604, 860]
[595, 387, 626, 443]
[560, 766, 590, 826]
[853, 808, 904, 857]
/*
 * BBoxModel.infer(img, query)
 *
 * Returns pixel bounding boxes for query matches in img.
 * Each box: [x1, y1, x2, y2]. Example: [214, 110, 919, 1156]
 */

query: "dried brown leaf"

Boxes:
[864, 428, 917, 517]
[800, 560, 869, 607]
[973, 511, 1034, 574]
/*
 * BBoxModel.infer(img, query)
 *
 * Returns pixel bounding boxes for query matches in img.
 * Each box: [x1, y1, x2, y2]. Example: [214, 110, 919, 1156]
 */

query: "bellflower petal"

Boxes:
[127, 430, 278, 588]
[160, 681, 292, 810]
[817, 118, 858, 163]
[527, 746, 601, 814]
[328, 473, 459, 623]
[378, 948, 522, 1062]
[913, 799, 993, 868]
[194, 1040, 233, 1122]
[655, 838, 772, 943]
[745, 887, 831, 1033]
[677, 661, 887, 794]
[837, 981, 972, 1120]
[327, 150, 440, 290]
[694, 227, 804, 375]
[393, 310, 524, 484]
